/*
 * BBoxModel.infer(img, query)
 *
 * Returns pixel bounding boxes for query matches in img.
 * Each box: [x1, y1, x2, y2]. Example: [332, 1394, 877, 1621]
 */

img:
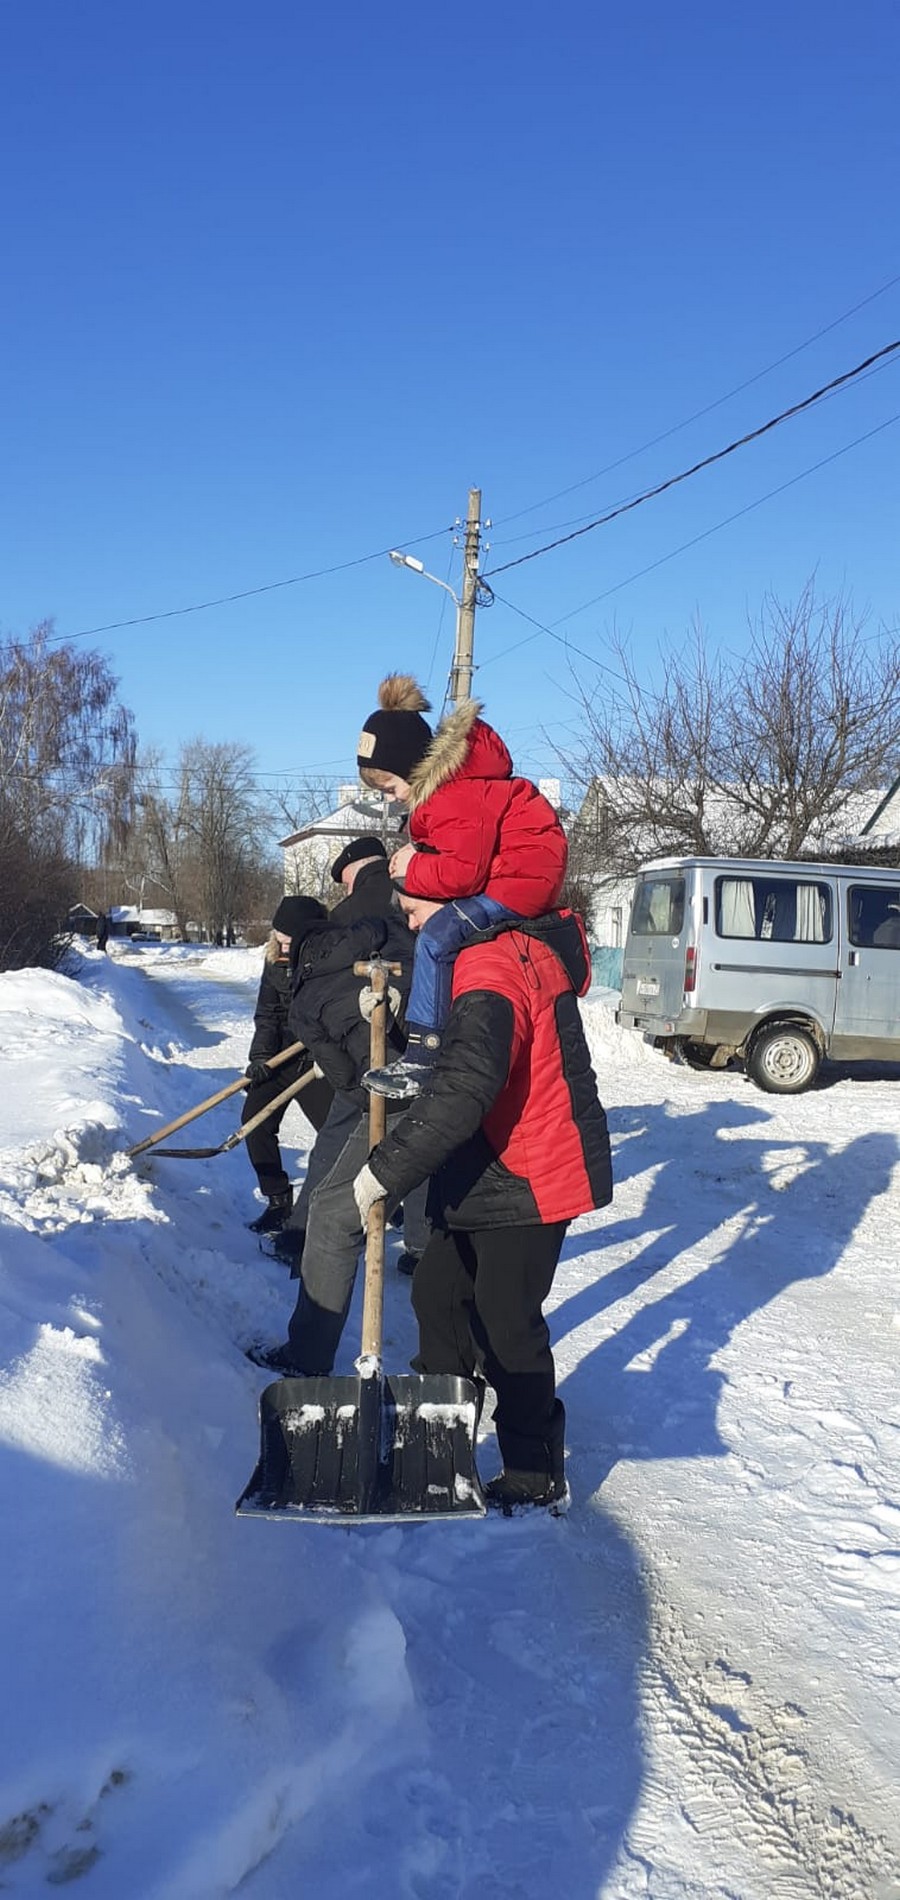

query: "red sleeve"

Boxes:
[405, 801, 501, 899]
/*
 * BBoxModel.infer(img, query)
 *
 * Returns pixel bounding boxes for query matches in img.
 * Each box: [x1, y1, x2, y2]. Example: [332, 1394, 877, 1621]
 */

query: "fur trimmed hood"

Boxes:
[406, 698, 512, 812]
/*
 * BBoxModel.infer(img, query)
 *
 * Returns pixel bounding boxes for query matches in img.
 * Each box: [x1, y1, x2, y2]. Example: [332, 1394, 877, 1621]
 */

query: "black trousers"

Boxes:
[241, 1061, 333, 1199]
[411, 1221, 568, 1481]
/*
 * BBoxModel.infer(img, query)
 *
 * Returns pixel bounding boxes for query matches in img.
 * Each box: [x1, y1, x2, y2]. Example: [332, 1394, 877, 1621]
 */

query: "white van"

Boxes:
[616, 855, 900, 1093]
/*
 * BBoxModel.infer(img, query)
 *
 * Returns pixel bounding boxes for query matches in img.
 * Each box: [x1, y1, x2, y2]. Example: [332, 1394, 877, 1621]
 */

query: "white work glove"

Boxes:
[358, 984, 402, 1023]
[353, 1162, 387, 1226]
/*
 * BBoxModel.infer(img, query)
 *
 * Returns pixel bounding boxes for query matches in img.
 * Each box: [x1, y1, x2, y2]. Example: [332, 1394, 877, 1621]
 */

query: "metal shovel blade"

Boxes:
[236, 1370, 486, 1523]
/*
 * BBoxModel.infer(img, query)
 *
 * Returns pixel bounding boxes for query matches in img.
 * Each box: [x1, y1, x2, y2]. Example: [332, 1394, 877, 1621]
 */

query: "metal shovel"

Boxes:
[236, 959, 486, 1523]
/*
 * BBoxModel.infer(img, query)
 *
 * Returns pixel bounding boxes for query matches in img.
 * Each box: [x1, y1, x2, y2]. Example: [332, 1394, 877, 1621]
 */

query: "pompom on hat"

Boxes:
[357, 674, 433, 782]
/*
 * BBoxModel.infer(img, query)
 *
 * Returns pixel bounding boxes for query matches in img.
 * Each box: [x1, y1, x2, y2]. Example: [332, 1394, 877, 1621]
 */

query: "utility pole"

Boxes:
[449, 487, 481, 707]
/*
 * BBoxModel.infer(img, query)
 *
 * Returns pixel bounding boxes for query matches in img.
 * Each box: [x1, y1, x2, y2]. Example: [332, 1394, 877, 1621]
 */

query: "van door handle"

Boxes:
[848, 950, 860, 966]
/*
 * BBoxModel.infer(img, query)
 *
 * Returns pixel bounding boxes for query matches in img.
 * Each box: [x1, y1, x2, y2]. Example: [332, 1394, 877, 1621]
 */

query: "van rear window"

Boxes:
[631, 876, 685, 936]
[715, 876, 833, 943]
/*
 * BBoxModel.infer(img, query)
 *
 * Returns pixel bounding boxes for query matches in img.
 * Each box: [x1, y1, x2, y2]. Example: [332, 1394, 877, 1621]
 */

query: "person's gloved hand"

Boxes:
[353, 1162, 387, 1226]
[245, 1059, 273, 1086]
[358, 984, 402, 1023]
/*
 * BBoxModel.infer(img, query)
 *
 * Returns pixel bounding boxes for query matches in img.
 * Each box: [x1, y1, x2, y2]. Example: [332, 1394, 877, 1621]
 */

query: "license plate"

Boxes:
[636, 978, 659, 997]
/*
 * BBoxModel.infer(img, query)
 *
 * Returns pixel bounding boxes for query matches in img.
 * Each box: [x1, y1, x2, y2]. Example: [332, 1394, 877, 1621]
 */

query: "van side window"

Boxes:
[849, 885, 900, 950]
[631, 876, 685, 936]
[715, 877, 832, 943]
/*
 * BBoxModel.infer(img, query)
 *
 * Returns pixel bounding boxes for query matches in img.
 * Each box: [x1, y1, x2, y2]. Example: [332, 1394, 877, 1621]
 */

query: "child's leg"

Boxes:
[366, 897, 518, 1100]
[407, 897, 517, 1033]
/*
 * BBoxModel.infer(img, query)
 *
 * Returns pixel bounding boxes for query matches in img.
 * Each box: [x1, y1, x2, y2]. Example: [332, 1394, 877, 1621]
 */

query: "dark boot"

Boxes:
[363, 1028, 441, 1100]
[245, 1341, 309, 1378]
[483, 1469, 569, 1515]
[260, 1225, 306, 1270]
[247, 1189, 293, 1235]
[396, 1250, 418, 1277]
[488, 1399, 568, 1513]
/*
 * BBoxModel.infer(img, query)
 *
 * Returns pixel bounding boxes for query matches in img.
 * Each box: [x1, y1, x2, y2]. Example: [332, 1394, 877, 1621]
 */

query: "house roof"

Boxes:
[576, 775, 896, 857]
[859, 772, 900, 843]
[109, 906, 177, 925]
[278, 792, 406, 850]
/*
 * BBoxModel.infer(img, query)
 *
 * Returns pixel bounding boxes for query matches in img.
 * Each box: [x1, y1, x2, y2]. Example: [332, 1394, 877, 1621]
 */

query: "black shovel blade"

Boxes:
[143, 1145, 223, 1158]
[236, 1372, 486, 1522]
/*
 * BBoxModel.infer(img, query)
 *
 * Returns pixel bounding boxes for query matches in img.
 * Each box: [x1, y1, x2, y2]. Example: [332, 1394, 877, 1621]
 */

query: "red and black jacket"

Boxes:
[369, 910, 612, 1229]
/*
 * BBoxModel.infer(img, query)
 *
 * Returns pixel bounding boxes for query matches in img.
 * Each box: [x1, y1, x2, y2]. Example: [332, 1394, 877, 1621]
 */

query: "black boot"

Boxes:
[483, 1469, 569, 1515]
[487, 1400, 568, 1514]
[247, 1189, 293, 1235]
[260, 1225, 306, 1270]
[363, 1027, 441, 1100]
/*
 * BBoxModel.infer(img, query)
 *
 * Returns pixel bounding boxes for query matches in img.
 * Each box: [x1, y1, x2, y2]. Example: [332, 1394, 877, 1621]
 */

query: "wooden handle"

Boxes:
[126, 1038, 306, 1156]
[221, 1064, 319, 1150]
[360, 963, 388, 1360]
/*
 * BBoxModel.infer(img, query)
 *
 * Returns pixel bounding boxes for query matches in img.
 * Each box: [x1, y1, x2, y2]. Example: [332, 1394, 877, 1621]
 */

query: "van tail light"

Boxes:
[683, 945, 697, 994]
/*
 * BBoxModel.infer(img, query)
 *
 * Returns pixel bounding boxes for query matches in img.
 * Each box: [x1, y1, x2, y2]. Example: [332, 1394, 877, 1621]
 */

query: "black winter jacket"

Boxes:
[287, 869, 413, 1099]
[369, 911, 612, 1230]
[248, 947, 297, 1064]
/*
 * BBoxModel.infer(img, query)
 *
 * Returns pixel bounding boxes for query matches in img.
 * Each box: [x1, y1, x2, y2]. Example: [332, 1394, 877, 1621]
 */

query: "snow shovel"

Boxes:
[236, 959, 486, 1524]
[126, 1040, 306, 1157]
[144, 1066, 322, 1159]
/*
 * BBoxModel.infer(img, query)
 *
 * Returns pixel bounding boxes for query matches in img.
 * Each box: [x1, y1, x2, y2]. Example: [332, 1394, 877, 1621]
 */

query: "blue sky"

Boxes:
[2, 2, 898, 806]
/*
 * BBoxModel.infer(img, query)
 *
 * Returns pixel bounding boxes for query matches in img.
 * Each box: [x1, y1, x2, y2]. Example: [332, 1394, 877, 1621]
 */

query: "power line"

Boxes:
[489, 269, 900, 528]
[481, 411, 900, 673]
[47, 524, 457, 646]
[484, 341, 900, 579]
[551, 414, 900, 626]
[487, 348, 895, 553]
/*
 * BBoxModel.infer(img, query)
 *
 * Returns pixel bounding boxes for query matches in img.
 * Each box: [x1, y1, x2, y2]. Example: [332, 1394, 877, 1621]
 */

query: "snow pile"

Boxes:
[0, 944, 898, 1897]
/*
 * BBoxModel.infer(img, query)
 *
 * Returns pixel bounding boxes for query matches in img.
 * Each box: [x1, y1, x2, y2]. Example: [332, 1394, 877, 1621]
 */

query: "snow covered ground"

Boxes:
[0, 940, 898, 1900]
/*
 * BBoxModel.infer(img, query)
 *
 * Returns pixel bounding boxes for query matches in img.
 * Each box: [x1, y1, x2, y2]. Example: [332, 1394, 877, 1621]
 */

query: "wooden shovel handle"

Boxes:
[360, 963, 389, 1360]
[126, 1038, 306, 1156]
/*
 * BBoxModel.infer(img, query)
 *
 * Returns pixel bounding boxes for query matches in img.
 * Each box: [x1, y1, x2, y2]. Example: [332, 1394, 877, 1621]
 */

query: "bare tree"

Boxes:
[266, 775, 341, 840]
[0, 622, 136, 863]
[561, 585, 900, 876]
[0, 623, 136, 968]
[131, 740, 277, 940]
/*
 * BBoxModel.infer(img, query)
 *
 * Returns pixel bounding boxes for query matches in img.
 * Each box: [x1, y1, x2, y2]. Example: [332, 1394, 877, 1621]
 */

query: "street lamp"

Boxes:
[388, 490, 485, 706]
[388, 550, 462, 612]
[388, 549, 473, 705]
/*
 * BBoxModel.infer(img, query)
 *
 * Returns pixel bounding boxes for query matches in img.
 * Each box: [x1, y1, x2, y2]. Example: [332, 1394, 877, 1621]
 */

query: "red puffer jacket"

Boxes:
[369, 911, 613, 1229]
[403, 700, 567, 912]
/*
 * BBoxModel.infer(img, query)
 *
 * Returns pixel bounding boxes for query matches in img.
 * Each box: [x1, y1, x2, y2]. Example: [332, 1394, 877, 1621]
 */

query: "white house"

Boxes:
[108, 905, 180, 942]
[279, 784, 406, 901]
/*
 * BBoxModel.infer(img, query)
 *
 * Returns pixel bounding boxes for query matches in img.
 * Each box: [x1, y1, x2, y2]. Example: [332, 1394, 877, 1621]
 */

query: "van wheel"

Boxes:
[746, 1023, 820, 1094]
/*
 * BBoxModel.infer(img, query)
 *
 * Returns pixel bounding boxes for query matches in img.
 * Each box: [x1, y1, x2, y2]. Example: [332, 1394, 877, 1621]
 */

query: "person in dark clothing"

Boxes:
[351, 894, 613, 1513]
[96, 912, 110, 953]
[264, 836, 428, 1272]
[249, 843, 420, 1371]
[242, 894, 335, 1234]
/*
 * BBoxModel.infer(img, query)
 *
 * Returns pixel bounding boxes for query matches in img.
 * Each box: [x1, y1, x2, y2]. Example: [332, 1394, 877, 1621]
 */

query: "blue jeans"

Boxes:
[407, 895, 516, 1033]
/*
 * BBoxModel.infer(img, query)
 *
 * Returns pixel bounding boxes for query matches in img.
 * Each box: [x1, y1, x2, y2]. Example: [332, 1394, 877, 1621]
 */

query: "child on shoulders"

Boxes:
[356, 673, 568, 1097]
